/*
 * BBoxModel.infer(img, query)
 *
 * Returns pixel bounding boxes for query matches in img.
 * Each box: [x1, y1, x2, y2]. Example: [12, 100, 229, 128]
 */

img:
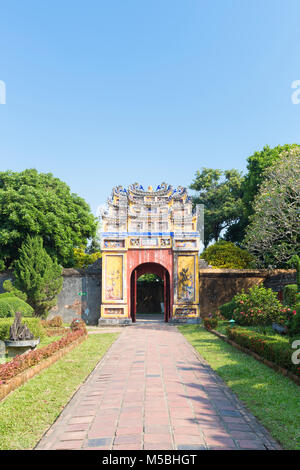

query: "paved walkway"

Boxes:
[36, 321, 280, 450]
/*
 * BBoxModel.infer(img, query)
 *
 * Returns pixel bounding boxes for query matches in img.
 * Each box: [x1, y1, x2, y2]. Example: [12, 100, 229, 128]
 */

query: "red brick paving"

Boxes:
[36, 321, 281, 450]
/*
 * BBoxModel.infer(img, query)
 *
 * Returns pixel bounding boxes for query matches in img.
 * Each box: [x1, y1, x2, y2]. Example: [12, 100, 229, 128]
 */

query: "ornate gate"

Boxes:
[99, 183, 201, 325]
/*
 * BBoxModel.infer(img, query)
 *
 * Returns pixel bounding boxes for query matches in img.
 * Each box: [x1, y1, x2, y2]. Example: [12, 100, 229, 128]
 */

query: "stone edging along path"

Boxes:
[208, 328, 300, 387]
[0, 333, 88, 402]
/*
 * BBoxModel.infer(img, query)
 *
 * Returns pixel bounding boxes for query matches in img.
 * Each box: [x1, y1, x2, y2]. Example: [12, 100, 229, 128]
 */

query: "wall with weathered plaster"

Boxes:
[199, 269, 296, 317]
[0, 262, 296, 323]
[0, 261, 102, 326]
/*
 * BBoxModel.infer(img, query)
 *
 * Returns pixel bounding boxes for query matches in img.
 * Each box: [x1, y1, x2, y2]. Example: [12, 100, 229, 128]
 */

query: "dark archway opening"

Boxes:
[130, 262, 170, 323]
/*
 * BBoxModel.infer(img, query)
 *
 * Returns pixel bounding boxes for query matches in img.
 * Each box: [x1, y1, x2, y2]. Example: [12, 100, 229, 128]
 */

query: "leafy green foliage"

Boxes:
[0, 169, 97, 268]
[287, 255, 300, 291]
[2, 280, 27, 301]
[203, 317, 218, 330]
[13, 236, 63, 317]
[219, 300, 238, 319]
[283, 284, 298, 307]
[231, 285, 283, 326]
[0, 317, 46, 340]
[0, 295, 33, 317]
[290, 294, 300, 335]
[73, 246, 101, 268]
[226, 144, 300, 243]
[190, 168, 244, 246]
[244, 148, 300, 267]
[0, 301, 14, 318]
[201, 240, 254, 268]
[226, 326, 299, 376]
[138, 274, 161, 282]
[243, 144, 300, 215]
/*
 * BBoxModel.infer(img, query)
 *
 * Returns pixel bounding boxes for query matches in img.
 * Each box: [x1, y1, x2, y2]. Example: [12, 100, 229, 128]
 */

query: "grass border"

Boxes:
[178, 324, 300, 450]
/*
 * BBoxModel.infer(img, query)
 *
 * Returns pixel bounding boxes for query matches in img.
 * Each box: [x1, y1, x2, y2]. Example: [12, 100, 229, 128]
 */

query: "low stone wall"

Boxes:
[0, 264, 296, 324]
[48, 265, 102, 325]
[199, 269, 296, 317]
[0, 263, 102, 326]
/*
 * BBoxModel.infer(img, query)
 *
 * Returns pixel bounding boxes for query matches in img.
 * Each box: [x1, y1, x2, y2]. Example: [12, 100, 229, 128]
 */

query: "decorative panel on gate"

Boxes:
[99, 182, 201, 325]
[177, 255, 195, 303]
[104, 255, 124, 301]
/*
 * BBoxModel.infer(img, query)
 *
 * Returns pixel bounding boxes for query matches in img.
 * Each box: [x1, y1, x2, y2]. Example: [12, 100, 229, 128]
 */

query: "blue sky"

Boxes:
[0, 0, 300, 214]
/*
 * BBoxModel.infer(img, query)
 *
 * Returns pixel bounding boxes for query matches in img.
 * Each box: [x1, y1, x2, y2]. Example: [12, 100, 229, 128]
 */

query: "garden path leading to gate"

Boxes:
[36, 320, 280, 450]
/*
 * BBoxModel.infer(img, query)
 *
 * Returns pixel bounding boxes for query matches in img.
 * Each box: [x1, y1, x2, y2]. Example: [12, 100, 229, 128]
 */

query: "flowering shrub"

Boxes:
[0, 317, 46, 341]
[0, 324, 87, 384]
[226, 327, 300, 376]
[231, 285, 284, 326]
[203, 317, 218, 330]
[44, 316, 63, 328]
[70, 318, 87, 333]
[219, 300, 237, 320]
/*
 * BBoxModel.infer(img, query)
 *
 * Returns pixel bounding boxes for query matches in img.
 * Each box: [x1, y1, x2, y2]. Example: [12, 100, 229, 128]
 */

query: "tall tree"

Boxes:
[0, 169, 97, 267]
[14, 236, 63, 317]
[226, 143, 300, 243]
[244, 148, 300, 268]
[190, 168, 244, 247]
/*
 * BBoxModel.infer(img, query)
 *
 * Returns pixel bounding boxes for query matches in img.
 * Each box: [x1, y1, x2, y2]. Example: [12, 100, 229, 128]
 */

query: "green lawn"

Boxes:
[0, 332, 119, 449]
[178, 325, 300, 450]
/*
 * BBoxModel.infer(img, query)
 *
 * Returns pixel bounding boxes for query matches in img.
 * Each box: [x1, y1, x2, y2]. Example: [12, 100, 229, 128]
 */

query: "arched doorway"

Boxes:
[130, 262, 171, 323]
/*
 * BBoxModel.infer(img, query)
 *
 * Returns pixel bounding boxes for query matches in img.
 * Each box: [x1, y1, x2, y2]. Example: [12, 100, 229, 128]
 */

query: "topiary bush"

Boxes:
[2, 280, 28, 301]
[283, 284, 298, 307]
[226, 326, 299, 376]
[290, 293, 300, 335]
[0, 300, 14, 318]
[231, 285, 284, 326]
[203, 317, 218, 330]
[201, 240, 255, 269]
[0, 295, 34, 317]
[219, 300, 237, 319]
[0, 317, 46, 341]
[46, 316, 63, 328]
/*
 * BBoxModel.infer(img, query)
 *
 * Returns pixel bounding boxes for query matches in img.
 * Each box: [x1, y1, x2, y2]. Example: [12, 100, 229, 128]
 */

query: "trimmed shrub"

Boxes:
[2, 280, 27, 301]
[13, 235, 63, 317]
[283, 284, 298, 307]
[0, 325, 86, 384]
[226, 326, 299, 376]
[231, 285, 283, 326]
[46, 316, 63, 328]
[0, 317, 46, 341]
[0, 295, 34, 317]
[219, 300, 237, 320]
[203, 317, 218, 330]
[290, 293, 300, 335]
[0, 301, 14, 318]
[70, 318, 87, 333]
[201, 240, 255, 269]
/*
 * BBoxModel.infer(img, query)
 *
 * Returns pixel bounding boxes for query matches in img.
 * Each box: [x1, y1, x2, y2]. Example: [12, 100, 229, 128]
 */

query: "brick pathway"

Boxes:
[36, 321, 280, 450]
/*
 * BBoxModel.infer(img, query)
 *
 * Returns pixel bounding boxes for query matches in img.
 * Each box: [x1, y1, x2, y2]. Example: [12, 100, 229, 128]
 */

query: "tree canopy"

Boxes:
[0, 169, 97, 267]
[14, 235, 63, 317]
[190, 168, 244, 247]
[244, 147, 300, 268]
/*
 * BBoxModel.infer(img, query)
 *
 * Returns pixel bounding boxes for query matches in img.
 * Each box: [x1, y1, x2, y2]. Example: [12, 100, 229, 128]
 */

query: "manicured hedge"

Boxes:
[0, 301, 14, 318]
[219, 300, 237, 319]
[0, 295, 34, 318]
[231, 285, 284, 326]
[226, 326, 299, 376]
[0, 318, 46, 341]
[283, 284, 298, 307]
[0, 326, 86, 384]
[200, 240, 254, 269]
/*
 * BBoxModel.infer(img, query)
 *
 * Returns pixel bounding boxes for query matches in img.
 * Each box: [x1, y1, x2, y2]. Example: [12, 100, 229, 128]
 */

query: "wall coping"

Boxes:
[199, 268, 296, 278]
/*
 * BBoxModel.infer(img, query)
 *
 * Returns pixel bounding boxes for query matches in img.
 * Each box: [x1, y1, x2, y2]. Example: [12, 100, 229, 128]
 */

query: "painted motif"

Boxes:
[105, 255, 123, 300]
[178, 256, 195, 302]
[104, 239, 125, 248]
